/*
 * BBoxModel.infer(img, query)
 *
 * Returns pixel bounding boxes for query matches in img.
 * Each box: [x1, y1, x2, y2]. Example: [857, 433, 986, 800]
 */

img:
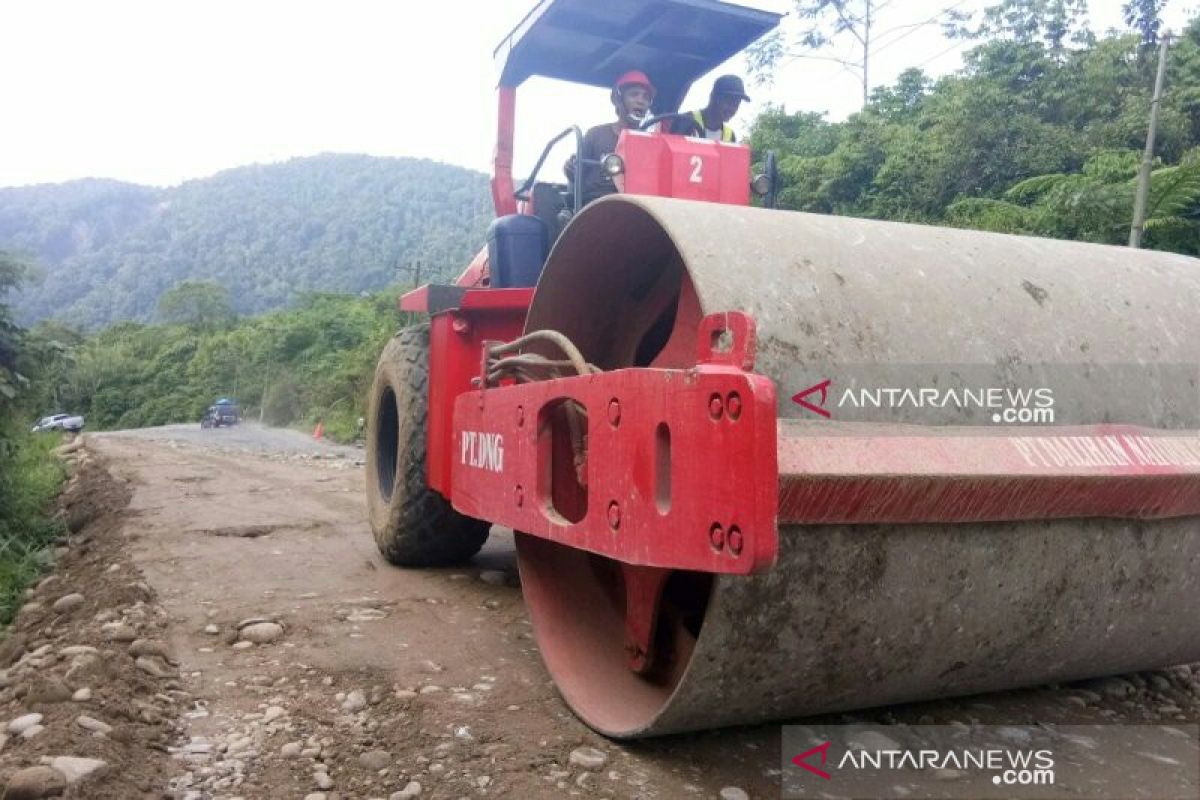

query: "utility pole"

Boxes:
[861, 1, 872, 108]
[395, 258, 423, 288]
[1130, 35, 1171, 249]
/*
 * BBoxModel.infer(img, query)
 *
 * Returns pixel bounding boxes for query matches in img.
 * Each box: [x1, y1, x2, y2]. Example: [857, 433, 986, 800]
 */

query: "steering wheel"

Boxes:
[638, 112, 690, 132]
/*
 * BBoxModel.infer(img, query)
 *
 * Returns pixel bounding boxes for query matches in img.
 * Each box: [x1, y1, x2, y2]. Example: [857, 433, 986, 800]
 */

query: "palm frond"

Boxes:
[1145, 163, 1200, 220]
[1005, 173, 1076, 201]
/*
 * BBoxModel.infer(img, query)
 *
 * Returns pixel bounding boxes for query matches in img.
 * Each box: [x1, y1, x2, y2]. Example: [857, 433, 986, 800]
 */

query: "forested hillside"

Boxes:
[0, 154, 491, 328]
[751, 7, 1200, 252]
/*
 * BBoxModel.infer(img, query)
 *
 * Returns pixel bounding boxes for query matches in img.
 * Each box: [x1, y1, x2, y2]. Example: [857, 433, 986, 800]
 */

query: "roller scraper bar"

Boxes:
[778, 423, 1200, 525]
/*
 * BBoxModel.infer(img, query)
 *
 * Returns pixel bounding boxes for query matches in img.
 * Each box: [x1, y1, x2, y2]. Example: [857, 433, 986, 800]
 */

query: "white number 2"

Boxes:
[689, 155, 704, 184]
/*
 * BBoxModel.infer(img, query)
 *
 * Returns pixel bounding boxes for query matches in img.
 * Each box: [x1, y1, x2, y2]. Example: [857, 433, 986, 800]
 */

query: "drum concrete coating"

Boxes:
[522, 195, 1200, 736]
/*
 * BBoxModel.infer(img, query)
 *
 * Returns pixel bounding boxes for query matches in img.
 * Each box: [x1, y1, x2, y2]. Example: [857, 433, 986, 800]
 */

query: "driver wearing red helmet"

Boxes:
[567, 70, 656, 206]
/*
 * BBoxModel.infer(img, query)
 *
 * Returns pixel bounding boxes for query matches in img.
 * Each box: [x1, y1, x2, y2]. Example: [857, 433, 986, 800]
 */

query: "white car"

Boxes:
[31, 413, 85, 433]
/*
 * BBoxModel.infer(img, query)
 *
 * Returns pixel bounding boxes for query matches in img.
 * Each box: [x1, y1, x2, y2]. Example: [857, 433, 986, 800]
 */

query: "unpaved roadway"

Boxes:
[8, 423, 1198, 799]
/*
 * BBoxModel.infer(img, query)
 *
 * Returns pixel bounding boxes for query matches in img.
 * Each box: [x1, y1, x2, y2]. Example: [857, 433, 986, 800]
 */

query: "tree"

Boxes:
[946, 149, 1200, 246]
[748, 0, 970, 106]
[951, 0, 1094, 56]
[0, 254, 29, 403]
[867, 68, 933, 121]
[157, 281, 235, 331]
[1124, 0, 1168, 46]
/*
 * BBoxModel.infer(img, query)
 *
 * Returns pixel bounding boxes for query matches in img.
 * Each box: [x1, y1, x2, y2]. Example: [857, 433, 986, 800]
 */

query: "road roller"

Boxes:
[366, 0, 1200, 738]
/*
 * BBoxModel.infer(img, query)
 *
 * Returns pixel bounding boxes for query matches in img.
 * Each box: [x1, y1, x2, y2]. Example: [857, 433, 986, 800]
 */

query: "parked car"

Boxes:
[200, 401, 240, 429]
[31, 413, 84, 433]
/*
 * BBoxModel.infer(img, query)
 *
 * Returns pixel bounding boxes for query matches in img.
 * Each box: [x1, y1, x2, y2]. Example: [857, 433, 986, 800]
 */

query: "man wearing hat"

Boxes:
[670, 74, 751, 142]
[566, 70, 656, 206]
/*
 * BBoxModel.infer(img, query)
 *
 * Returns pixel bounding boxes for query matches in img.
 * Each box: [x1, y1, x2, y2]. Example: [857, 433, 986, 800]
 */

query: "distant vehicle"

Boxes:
[200, 400, 241, 429]
[31, 413, 84, 433]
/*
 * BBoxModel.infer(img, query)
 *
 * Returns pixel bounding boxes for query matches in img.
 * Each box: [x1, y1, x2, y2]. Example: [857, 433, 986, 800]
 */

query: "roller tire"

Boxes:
[366, 324, 490, 566]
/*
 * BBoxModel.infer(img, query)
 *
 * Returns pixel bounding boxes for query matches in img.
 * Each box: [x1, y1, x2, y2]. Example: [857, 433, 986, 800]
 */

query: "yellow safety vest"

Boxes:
[692, 111, 735, 142]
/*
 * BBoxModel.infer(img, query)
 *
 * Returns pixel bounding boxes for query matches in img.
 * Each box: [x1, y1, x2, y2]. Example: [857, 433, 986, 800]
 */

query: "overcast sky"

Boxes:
[0, 0, 1194, 189]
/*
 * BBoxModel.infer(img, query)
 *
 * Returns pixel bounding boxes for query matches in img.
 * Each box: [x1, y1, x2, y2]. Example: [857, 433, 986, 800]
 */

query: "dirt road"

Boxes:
[3, 422, 1196, 799]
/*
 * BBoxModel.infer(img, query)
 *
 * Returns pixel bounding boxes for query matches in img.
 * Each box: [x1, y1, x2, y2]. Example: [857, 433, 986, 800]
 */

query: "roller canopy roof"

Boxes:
[494, 0, 782, 111]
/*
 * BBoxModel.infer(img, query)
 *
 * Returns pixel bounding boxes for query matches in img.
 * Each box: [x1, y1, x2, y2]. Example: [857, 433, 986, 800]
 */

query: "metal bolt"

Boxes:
[608, 501, 621, 531]
[708, 393, 724, 420]
[728, 526, 744, 555]
[709, 523, 725, 551]
[514, 485, 524, 508]
[727, 392, 742, 421]
[451, 317, 471, 335]
[516, 405, 525, 427]
[608, 398, 621, 427]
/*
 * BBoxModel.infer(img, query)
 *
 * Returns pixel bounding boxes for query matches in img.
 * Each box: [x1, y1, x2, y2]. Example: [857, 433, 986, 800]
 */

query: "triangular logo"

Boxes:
[792, 379, 833, 418]
[791, 740, 833, 780]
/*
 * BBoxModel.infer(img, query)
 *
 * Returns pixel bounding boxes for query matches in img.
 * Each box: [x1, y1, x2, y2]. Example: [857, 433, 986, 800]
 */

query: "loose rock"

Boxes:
[569, 746, 608, 770]
[478, 570, 508, 586]
[57, 646, 96, 657]
[391, 780, 422, 799]
[129, 639, 171, 660]
[101, 624, 137, 643]
[51, 594, 85, 614]
[341, 690, 367, 712]
[7, 713, 44, 734]
[359, 749, 391, 771]
[239, 622, 284, 644]
[135, 656, 174, 678]
[719, 788, 750, 800]
[3, 765, 67, 799]
[75, 715, 113, 735]
[44, 756, 108, 785]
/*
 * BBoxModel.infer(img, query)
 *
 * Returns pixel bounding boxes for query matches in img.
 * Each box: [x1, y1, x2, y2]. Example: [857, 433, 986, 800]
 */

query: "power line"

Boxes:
[871, 0, 976, 56]
[915, 36, 972, 69]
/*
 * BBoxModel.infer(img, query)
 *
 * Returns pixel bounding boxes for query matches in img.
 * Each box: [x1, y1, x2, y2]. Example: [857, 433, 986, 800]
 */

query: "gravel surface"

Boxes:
[93, 422, 363, 461]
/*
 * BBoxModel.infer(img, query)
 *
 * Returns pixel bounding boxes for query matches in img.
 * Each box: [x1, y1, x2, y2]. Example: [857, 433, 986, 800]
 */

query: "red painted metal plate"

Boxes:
[778, 421, 1200, 524]
[451, 366, 778, 574]
[424, 289, 532, 496]
[618, 131, 751, 206]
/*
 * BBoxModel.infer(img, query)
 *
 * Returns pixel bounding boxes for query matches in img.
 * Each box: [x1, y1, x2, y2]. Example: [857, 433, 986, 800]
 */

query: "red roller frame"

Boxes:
[450, 314, 779, 576]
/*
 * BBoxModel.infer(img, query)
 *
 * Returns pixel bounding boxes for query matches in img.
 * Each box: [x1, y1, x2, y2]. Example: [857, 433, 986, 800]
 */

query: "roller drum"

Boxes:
[518, 195, 1200, 737]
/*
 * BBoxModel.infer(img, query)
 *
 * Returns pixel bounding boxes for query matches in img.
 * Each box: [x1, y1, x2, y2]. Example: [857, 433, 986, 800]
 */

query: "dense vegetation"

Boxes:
[750, 3, 1200, 252]
[0, 253, 66, 623]
[29, 283, 408, 443]
[0, 154, 491, 329]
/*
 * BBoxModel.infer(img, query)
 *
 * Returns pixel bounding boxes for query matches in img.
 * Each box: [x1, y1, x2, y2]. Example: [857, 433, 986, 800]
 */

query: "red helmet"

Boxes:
[614, 70, 655, 97]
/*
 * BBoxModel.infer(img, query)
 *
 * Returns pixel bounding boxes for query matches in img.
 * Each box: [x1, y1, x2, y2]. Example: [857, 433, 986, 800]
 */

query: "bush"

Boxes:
[0, 423, 67, 624]
[262, 377, 303, 426]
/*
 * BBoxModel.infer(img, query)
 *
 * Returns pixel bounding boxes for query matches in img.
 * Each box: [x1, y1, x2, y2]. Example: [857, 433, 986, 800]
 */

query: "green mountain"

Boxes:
[0, 154, 492, 328]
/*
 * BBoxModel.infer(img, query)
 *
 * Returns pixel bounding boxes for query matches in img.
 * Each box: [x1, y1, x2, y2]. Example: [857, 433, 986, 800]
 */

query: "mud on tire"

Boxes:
[366, 324, 490, 566]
